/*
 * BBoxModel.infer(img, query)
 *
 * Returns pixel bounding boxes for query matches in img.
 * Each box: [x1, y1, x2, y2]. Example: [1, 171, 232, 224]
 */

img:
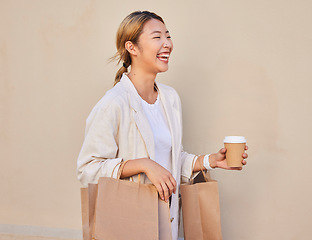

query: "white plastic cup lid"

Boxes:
[224, 136, 246, 143]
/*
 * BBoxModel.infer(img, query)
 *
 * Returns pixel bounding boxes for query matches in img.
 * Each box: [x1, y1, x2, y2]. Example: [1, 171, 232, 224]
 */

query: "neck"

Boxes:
[127, 68, 158, 104]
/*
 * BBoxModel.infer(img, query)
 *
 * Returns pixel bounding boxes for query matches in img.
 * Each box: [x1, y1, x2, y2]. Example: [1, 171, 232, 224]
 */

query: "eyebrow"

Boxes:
[150, 30, 170, 35]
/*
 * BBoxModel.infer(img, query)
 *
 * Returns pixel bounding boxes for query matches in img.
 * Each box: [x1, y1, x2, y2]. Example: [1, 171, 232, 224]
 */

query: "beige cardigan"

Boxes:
[77, 74, 196, 239]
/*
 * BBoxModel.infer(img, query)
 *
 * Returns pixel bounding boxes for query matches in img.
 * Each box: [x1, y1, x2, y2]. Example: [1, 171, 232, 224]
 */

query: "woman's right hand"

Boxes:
[142, 158, 176, 203]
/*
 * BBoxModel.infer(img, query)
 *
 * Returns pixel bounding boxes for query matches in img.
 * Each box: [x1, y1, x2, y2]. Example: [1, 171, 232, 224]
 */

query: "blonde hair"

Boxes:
[111, 11, 164, 85]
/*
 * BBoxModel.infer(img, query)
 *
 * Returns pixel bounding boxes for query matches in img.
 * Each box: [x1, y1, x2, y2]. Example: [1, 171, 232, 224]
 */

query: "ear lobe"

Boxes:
[125, 41, 137, 55]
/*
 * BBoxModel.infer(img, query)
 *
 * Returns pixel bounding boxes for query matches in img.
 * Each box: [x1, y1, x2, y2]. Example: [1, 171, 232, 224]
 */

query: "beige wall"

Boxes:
[1, 0, 312, 239]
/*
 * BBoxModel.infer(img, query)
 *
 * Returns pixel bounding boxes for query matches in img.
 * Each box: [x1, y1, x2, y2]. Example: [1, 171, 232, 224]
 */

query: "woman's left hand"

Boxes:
[210, 145, 248, 170]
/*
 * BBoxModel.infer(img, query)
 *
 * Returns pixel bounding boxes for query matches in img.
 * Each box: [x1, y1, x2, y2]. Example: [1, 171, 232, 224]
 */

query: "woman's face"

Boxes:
[134, 19, 173, 74]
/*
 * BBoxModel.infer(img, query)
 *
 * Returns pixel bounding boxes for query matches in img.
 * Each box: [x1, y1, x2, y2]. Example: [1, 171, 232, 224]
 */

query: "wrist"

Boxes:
[208, 154, 217, 168]
[203, 154, 213, 170]
[139, 158, 152, 174]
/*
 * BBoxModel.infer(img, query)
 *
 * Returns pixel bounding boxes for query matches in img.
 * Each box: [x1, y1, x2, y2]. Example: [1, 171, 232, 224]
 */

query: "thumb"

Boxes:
[220, 148, 227, 154]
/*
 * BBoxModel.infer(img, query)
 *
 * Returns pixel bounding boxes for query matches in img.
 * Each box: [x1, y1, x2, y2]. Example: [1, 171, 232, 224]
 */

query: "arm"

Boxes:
[192, 146, 249, 172]
[181, 146, 249, 182]
[120, 158, 176, 203]
[172, 86, 249, 179]
[77, 104, 123, 187]
[77, 101, 176, 201]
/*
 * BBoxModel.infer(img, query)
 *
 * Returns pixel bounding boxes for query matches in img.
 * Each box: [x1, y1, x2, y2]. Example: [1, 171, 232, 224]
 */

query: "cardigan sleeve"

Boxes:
[76, 100, 123, 187]
[180, 149, 196, 181]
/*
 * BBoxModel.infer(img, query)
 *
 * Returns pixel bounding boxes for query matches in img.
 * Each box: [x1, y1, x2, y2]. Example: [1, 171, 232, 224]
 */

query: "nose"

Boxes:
[163, 38, 173, 50]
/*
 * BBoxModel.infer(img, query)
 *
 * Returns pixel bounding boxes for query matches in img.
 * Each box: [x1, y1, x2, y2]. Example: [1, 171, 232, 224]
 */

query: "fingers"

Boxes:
[159, 182, 172, 202]
[161, 182, 170, 202]
[156, 174, 177, 202]
[166, 177, 175, 196]
[145, 161, 177, 202]
[154, 174, 176, 202]
[242, 151, 248, 166]
[229, 166, 242, 171]
[155, 184, 165, 201]
[169, 175, 177, 194]
[162, 175, 176, 202]
[220, 148, 227, 154]
[245, 145, 248, 151]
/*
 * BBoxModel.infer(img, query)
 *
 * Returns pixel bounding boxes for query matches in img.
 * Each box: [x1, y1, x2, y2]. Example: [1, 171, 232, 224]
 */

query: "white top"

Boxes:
[140, 95, 172, 173]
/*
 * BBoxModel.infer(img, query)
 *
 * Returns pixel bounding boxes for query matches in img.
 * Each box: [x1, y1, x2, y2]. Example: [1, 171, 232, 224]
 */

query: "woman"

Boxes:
[77, 11, 248, 239]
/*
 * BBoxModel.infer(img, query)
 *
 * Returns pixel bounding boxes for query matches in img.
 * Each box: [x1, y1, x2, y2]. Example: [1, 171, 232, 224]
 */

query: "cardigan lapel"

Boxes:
[158, 86, 180, 180]
[119, 74, 180, 180]
[133, 110, 155, 160]
[120, 74, 155, 160]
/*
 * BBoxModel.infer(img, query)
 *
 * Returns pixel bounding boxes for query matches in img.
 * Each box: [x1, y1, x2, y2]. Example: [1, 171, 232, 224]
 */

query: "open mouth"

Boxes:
[157, 53, 170, 62]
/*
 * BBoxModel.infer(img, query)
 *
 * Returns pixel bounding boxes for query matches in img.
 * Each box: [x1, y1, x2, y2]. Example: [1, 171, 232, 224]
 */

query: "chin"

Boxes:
[158, 66, 169, 73]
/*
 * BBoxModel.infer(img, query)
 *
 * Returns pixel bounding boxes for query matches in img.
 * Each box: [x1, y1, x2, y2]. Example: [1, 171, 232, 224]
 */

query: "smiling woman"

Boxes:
[76, 10, 248, 240]
[112, 11, 171, 86]
[126, 19, 173, 86]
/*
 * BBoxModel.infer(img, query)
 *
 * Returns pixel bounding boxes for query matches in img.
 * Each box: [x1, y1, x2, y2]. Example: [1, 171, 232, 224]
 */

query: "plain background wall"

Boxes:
[1, 0, 312, 239]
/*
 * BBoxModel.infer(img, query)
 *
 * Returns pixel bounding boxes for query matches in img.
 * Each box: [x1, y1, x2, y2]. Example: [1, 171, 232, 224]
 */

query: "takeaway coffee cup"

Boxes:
[224, 136, 246, 167]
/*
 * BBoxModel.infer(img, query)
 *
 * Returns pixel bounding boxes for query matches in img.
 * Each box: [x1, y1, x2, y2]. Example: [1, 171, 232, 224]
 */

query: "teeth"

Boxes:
[157, 54, 169, 58]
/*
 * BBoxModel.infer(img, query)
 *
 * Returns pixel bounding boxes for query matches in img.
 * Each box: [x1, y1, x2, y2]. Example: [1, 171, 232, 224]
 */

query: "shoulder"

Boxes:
[86, 82, 129, 123]
[93, 82, 128, 112]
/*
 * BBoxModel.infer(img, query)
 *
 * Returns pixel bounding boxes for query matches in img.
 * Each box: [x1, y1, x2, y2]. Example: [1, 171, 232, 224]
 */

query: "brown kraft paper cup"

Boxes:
[224, 136, 246, 167]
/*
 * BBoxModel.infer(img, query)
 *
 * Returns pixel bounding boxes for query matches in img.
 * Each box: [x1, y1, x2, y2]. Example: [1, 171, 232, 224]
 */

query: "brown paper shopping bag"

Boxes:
[158, 198, 172, 240]
[81, 187, 89, 240]
[180, 157, 223, 240]
[81, 184, 98, 240]
[91, 160, 172, 240]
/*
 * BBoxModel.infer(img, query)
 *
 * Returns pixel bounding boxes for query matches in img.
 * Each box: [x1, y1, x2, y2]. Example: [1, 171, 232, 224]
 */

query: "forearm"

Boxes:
[119, 158, 150, 178]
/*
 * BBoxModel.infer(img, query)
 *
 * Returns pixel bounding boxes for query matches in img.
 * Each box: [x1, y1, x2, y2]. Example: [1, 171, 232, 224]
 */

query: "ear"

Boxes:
[125, 41, 138, 56]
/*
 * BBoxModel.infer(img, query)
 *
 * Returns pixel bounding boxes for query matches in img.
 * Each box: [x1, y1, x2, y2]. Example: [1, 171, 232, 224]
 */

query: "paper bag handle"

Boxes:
[111, 161, 122, 178]
[191, 155, 209, 183]
[111, 160, 129, 179]
[111, 160, 141, 182]
[191, 155, 197, 173]
[117, 160, 130, 179]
